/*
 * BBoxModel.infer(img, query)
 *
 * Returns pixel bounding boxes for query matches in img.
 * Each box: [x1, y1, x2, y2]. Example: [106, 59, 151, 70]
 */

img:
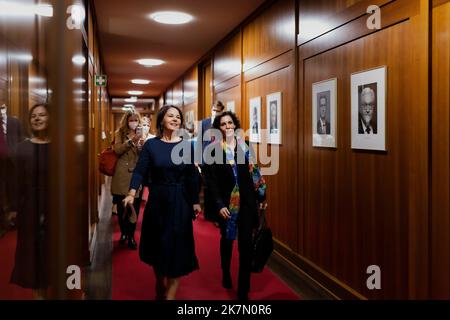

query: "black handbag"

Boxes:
[251, 208, 273, 273]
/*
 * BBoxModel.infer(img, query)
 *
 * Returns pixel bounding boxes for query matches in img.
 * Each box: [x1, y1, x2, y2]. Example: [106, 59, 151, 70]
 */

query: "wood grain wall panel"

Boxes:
[245, 62, 298, 251]
[165, 87, 174, 105]
[215, 83, 241, 120]
[173, 80, 183, 108]
[0, 80, 6, 105]
[184, 67, 198, 106]
[431, 0, 450, 299]
[301, 6, 429, 298]
[298, 0, 420, 60]
[243, 0, 295, 72]
[0, 33, 6, 82]
[203, 63, 212, 118]
[298, 0, 391, 45]
[214, 32, 242, 86]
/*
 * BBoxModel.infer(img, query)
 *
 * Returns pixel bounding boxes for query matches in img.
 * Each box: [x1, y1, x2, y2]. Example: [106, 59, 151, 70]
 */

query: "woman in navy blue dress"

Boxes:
[123, 105, 201, 300]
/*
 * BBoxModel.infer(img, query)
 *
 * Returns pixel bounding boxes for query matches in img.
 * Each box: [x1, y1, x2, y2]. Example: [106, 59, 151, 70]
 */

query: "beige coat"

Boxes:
[111, 131, 140, 197]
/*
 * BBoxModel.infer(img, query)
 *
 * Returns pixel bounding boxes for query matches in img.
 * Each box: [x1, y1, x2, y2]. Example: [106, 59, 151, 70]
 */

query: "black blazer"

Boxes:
[358, 116, 377, 134]
[203, 142, 260, 230]
[6, 116, 25, 151]
[316, 120, 330, 135]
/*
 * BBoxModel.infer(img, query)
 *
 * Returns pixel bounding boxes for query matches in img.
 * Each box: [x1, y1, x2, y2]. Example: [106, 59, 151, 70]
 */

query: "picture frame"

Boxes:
[266, 92, 282, 145]
[226, 100, 235, 113]
[249, 97, 261, 143]
[312, 78, 337, 148]
[351, 66, 387, 151]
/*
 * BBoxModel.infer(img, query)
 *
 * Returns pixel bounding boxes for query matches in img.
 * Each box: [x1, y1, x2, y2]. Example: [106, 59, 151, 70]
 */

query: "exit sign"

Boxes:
[95, 75, 107, 87]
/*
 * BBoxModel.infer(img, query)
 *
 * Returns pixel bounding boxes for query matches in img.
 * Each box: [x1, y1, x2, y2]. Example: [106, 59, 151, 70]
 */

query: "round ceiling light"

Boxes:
[150, 11, 193, 25]
[136, 58, 165, 67]
[131, 79, 151, 85]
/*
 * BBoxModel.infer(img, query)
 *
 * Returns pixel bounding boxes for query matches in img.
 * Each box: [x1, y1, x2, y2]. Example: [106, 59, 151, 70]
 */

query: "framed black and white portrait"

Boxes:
[312, 78, 337, 148]
[266, 92, 282, 144]
[249, 97, 261, 143]
[226, 100, 235, 113]
[351, 66, 386, 151]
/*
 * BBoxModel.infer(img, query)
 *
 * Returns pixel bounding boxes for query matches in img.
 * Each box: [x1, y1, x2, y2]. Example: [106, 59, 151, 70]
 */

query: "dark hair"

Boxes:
[212, 111, 241, 130]
[214, 101, 225, 111]
[29, 103, 49, 121]
[156, 105, 184, 137]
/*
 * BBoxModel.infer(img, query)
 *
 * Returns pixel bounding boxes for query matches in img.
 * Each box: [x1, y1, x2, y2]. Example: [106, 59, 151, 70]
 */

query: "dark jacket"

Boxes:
[203, 141, 260, 230]
[6, 116, 25, 152]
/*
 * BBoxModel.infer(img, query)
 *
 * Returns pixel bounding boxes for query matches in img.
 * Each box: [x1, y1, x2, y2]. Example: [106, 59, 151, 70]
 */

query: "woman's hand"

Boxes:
[131, 133, 141, 144]
[219, 207, 231, 220]
[123, 195, 134, 207]
[259, 202, 268, 210]
[193, 204, 201, 219]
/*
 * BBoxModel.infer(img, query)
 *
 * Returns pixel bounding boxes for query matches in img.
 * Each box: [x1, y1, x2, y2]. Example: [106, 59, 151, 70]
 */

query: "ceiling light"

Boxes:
[128, 90, 143, 95]
[73, 78, 86, 84]
[72, 55, 86, 65]
[35, 4, 53, 17]
[0, 2, 53, 17]
[150, 11, 193, 25]
[131, 79, 151, 85]
[136, 59, 164, 67]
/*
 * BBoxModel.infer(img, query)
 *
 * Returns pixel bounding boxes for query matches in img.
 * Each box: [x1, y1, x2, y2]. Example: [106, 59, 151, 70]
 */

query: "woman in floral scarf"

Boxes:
[204, 111, 266, 301]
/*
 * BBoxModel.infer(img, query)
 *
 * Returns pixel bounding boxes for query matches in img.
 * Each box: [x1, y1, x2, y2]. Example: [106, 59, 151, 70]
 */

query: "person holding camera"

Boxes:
[111, 109, 143, 249]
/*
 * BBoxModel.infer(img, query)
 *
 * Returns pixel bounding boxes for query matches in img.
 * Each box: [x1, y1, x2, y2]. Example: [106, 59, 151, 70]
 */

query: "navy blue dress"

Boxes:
[130, 138, 200, 277]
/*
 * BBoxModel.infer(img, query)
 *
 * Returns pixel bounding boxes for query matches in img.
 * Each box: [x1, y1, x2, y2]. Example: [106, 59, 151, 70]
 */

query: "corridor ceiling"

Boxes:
[93, 0, 266, 100]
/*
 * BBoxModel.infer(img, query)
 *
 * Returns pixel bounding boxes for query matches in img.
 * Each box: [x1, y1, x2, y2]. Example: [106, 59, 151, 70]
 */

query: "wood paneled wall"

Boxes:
[299, 0, 430, 299]
[88, 1, 112, 257]
[431, 0, 450, 299]
[160, 0, 449, 299]
[244, 54, 298, 251]
[173, 80, 183, 108]
[214, 31, 242, 86]
[243, 0, 295, 71]
[184, 67, 198, 107]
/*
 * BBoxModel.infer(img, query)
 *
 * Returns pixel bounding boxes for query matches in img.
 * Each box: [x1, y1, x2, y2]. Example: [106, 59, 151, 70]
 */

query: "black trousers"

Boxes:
[219, 220, 252, 296]
[113, 194, 142, 238]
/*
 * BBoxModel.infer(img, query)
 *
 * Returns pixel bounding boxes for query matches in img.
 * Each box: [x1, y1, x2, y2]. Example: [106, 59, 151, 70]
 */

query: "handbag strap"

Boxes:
[259, 208, 267, 230]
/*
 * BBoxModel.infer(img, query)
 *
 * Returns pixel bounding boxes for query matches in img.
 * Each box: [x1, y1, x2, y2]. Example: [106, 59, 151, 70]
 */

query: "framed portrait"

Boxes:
[249, 97, 261, 143]
[185, 110, 194, 132]
[351, 66, 386, 151]
[226, 100, 235, 113]
[266, 92, 282, 144]
[312, 78, 337, 148]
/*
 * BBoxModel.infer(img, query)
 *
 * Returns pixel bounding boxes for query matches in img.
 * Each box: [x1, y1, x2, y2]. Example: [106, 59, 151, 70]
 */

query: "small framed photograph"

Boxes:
[226, 100, 235, 113]
[312, 78, 337, 148]
[249, 97, 261, 143]
[351, 66, 387, 151]
[266, 92, 282, 144]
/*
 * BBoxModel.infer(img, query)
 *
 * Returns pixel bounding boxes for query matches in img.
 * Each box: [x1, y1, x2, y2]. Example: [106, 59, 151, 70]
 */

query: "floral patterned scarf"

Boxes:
[223, 138, 267, 240]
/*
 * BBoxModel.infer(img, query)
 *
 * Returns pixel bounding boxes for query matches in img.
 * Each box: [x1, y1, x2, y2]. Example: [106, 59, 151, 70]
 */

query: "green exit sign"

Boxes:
[95, 75, 107, 87]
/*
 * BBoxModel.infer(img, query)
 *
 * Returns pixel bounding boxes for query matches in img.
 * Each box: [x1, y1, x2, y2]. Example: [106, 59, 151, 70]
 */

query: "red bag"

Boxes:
[98, 145, 118, 176]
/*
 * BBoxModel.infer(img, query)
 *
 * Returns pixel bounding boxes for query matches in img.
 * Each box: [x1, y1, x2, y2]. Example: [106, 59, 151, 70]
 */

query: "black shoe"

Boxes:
[119, 234, 127, 245]
[222, 272, 232, 289]
[128, 237, 137, 250]
[237, 293, 249, 301]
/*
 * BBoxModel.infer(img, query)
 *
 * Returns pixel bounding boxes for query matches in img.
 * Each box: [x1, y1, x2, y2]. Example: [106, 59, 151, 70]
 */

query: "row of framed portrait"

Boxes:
[313, 66, 386, 151]
[248, 92, 282, 145]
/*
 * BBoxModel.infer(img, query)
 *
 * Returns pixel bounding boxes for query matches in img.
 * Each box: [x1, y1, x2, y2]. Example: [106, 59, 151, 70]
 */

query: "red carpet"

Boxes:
[0, 230, 33, 300]
[112, 196, 300, 300]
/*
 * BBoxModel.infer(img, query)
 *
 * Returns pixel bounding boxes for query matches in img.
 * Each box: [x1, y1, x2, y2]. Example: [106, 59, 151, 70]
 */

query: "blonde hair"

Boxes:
[116, 109, 141, 136]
